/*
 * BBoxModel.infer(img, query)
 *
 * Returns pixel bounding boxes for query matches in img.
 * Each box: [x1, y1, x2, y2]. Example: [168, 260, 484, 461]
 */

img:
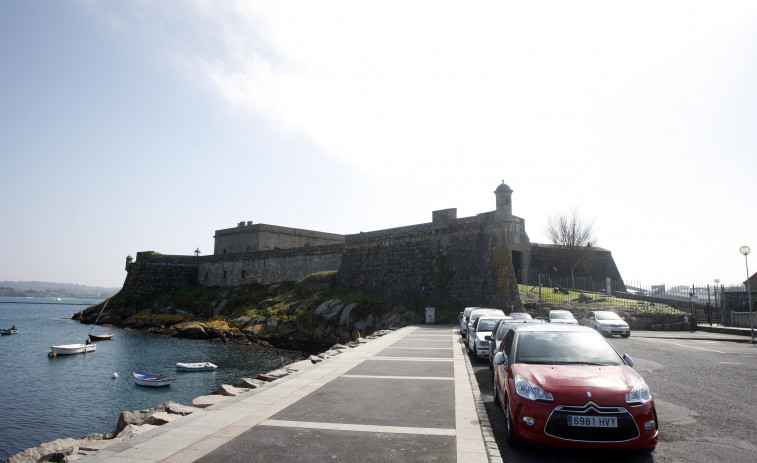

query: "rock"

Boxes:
[314, 300, 343, 320]
[192, 395, 231, 408]
[149, 411, 182, 425]
[338, 303, 358, 325]
[7, 438, 79, 463]
[116, 408, 157, 435]
[308, 355, 323, 363]
[233, 377, 266, 389]
[78, 438, 123, 453]
[164, 402, 199, 416]
[213, 384, 248, 396]
[285, 360, 313, 372]
[330, 343, 349, 350]
[116, 424, 158, 439]
[255, 368, 289, 381]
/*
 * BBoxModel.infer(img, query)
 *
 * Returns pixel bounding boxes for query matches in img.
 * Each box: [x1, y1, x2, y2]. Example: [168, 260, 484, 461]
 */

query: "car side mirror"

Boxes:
[485, 335, 492, 341]
[623, 354, 634, 367]
[494, 352, 506, 365]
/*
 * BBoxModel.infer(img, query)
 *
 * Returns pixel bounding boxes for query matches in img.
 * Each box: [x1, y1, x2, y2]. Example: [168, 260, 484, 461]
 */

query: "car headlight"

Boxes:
[626, 377, 652, 404]
[514, 375, 553, 402]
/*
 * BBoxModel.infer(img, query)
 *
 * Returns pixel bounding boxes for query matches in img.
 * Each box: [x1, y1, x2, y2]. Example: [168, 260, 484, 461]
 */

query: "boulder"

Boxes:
[6, 438, 79, 463]
[213, 384, 248, 396]
[314, 300, 343, 320]
[192, 395, 231, 408]
[233, 377, 266, 389]
[285, 360, 313, 372]
[308, 355, 323, 363]
[116, 424, 158, 439]
[164, 402, 199, 416]
[148, 411, 182, 425]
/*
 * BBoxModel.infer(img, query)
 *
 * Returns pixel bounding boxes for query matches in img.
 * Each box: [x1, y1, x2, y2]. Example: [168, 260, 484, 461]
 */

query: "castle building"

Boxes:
[121, 182, 622, 310]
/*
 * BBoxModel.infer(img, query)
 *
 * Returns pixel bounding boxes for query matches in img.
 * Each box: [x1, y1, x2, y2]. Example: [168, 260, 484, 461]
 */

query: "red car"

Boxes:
[492, 324, 658, 451]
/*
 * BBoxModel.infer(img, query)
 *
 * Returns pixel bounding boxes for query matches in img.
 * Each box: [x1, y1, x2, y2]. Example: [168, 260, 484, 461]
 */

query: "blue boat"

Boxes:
[133, 371, 174, 387]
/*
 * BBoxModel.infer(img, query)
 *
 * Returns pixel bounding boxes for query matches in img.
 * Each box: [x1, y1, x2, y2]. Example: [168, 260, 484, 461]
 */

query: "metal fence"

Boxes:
[522, 269, 753, 326]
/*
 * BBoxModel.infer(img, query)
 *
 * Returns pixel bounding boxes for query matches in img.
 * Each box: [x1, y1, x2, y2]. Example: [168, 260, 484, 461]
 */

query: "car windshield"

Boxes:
[595, 312, 622, 321]
[476, 319, 499, 331]
[514, 331, 622, 365]
[550, 312, 573, 319]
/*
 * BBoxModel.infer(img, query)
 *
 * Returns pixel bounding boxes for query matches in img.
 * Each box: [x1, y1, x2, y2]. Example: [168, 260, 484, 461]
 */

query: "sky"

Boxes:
[1, 0, 756, 289]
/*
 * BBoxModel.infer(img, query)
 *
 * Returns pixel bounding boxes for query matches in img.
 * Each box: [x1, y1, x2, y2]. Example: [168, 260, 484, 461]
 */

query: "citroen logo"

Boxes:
[587, 391, 592, 398]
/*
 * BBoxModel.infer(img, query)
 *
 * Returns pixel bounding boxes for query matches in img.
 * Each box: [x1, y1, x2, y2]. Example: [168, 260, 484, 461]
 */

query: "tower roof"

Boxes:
[495, 180, 512, 193]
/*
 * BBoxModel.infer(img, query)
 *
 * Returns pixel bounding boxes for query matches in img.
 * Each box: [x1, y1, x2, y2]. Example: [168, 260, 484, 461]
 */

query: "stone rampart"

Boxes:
[200, 244, 344, 287]
[336, 217, 522, 311]
[122, 252, 199, 298]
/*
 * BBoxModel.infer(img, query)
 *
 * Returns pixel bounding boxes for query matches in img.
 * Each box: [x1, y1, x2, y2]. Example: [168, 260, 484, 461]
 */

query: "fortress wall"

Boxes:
[200, 243, 345, 286]
[336, 218, 522, 311]
[122, 252, 199, 298]
[214, 223, 344, 254]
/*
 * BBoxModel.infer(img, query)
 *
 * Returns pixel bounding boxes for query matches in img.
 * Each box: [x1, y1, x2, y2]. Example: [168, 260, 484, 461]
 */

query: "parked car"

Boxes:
[459, 307, 481, 336]
[466, 308, 507, 343]
[486, 318, 544, 370]
[492, 324, 658, 451]
[547, 309, 578, 324]
[509, 312, 533, 320]
[467, 316, 506, 360]
[580, 311, 631, 338]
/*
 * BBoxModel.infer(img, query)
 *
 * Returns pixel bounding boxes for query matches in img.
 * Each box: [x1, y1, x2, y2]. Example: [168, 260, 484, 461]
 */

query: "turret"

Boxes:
[494, 181, 513, 223]
[125, 255, 133, 272]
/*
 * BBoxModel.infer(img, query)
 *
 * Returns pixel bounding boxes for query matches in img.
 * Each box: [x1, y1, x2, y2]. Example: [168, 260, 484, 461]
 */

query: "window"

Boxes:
[223, 271, 227, 279]
[241, 270, 246, 278]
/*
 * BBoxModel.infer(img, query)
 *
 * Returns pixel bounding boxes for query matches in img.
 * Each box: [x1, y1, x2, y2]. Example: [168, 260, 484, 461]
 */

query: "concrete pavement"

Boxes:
[76, 325, 491, 463]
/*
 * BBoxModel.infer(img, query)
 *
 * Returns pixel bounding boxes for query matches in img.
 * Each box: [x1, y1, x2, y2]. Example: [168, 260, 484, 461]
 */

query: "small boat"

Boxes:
[50, 343, 97, 355]
[133, 371, 174, 387]
[176, 362, 218, 371]
[87, 298, 114, 341]
[1, 325, 18, 335]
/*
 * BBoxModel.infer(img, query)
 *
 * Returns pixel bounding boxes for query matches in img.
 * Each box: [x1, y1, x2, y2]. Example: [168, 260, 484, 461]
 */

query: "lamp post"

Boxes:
[739, 246, 755, 343]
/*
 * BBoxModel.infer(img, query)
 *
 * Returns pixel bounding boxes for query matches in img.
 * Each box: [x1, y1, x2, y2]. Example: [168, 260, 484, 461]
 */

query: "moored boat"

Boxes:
[89, 333, 114, 341]
[1, 325, 18, 335]
[175, 362, 218, 371]
[133, 371, 174, 387]
[50, 343, 97, 355]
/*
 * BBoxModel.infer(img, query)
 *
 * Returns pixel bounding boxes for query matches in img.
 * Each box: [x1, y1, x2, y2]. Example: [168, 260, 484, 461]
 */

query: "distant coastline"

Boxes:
[0, 281, 119, 299]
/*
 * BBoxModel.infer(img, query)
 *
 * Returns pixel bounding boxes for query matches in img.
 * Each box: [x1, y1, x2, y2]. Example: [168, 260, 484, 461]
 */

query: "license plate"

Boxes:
[567, 415, 618, 428]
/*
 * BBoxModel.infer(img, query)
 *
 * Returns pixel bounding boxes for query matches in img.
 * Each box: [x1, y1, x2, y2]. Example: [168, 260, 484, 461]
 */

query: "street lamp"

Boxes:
[714, 278, 720, 314]
[739, 246, 755, 342]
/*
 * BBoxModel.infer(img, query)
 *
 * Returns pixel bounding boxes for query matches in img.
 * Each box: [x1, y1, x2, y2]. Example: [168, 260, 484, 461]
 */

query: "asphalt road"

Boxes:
[467, 331, 757, 463]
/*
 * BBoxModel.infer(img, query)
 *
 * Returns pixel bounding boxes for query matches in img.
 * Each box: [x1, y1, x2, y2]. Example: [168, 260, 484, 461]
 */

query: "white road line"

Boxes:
[341, 374, 454, 381]
[259, 419, 456, 436]
[649, 338, 725, 353]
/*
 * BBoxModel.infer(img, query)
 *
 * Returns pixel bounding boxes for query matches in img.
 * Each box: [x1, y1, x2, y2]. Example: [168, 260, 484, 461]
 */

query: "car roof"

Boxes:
[549, 309, 571, 314]
[509, 323, 594, 334]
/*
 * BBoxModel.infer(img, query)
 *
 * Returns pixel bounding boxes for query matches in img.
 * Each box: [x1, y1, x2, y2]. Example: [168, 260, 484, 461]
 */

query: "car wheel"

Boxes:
[492, 373, 499, 402]
[504, 395, 518, 446]
[472, 346, 478, 361]
[621, 333, 631, 338]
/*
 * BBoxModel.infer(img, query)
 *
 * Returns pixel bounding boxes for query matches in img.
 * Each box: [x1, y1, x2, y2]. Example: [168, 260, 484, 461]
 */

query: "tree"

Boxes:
[545, 208, 597, 288]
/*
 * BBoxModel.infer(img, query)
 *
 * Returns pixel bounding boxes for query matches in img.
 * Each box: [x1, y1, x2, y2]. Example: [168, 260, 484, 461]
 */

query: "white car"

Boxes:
[581, 310, 631, 337]
[547, 309, 578, 325]
[467, 316, 505, 360]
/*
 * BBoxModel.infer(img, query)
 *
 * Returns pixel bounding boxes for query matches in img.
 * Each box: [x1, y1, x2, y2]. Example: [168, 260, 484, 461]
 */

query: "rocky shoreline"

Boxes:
[5, 331, 393, 463]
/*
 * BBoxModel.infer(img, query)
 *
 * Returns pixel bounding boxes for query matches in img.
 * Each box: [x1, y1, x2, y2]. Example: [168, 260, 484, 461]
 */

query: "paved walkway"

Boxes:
[78, 325, 489, 463]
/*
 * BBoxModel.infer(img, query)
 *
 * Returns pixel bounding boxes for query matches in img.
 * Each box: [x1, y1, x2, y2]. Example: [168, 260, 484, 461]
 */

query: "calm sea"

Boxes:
[0, 297, 306, 460]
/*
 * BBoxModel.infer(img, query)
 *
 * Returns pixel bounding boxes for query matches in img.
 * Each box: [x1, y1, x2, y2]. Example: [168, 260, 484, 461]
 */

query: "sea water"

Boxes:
[0, 297, 306, 460]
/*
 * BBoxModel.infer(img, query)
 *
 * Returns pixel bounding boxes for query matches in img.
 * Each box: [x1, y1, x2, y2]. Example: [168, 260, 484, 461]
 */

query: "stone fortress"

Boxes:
[121, 182, 622, 312]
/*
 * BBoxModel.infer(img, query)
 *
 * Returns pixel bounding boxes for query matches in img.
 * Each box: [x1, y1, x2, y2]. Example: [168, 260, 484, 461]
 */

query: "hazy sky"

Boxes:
[1, 1, 755, 289]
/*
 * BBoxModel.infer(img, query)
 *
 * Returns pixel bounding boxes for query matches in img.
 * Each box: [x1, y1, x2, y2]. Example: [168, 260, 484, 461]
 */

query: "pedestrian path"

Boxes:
[78, 325, 490, 462]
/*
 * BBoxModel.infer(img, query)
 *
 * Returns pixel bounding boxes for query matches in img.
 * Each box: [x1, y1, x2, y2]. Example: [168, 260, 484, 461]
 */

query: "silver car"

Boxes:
[467, 316, 506, 360]
[581, 310, 631, 337]
[547, 309, 578, 325]
[459, 307, 480, 336]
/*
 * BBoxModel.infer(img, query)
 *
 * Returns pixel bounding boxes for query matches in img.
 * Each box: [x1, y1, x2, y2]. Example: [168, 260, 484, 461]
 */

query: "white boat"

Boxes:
[133, 371, 174, 387]
[175, 362, 218, 371]
[50, 343, 96, 355]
